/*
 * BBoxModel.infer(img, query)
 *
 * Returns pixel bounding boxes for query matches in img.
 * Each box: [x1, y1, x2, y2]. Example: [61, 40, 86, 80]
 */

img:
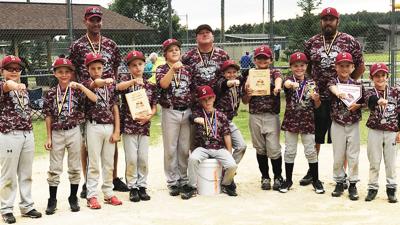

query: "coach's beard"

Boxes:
[322, 27, 337, 38]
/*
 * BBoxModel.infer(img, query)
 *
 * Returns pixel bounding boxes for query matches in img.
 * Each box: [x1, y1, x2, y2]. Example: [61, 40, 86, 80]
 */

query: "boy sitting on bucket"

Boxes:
[181, 85, 238, 199]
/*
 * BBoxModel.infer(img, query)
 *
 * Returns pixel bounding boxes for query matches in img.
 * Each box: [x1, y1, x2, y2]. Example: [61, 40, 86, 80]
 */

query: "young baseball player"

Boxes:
[242, 45, 283, 191]
[117, 50, 157, 202]
[43, 58, 97, 215]
[0, 55, 42, 224]
[181, 85, 238, 199]
[279, 52, 325, 194]
[328, 52, 364, 200]
[364, 63, 400, 203]
[215, 60, 247, 165]
[156, 39, 193, 196]
[84, 52, 122, 209]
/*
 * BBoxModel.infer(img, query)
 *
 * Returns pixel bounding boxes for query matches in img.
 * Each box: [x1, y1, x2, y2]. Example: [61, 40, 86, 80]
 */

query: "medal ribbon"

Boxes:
[197, 48, 214, 68]
[202, 109, 218, 138]
[293, 76, 307, 103]
[167, 63, 181, 89]
[56, 85, 72, 116]
[322, 31, 339, 55]
[230, 86, 238, 110]
[98, 86, 109, 106]
[86, 34, 102, 54]
[374, 86, 388, 118]
[13, 90, 25, 111]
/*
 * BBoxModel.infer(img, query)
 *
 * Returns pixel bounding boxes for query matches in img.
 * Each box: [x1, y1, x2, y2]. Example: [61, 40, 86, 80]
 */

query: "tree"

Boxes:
[109, 0, 183, 44]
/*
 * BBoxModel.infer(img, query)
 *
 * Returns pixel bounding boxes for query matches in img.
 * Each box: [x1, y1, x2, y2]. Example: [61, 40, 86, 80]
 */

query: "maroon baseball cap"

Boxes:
[125, 50, 145, 65]
[1, 55, 23, 68]
[53, 58, 75, 71]
[85, 52, 105, 66]
[163, 39, 181, 52]
[254, 45, 273, 59]
[197, 85, 216, 100]
[195, 24, 213, 35]
[84, 6, 102, 20]
[289, 52, 308, 65]
[335, 52, 353, 64]
[320, 7, 339, 19]
[370, 63, 389, 77]
[221, 60, 240, 72]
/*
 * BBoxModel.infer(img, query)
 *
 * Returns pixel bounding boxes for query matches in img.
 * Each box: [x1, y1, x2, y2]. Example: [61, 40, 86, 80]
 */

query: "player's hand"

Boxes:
[69, 81, 81, 90]
[194, 117, 205, 125]
[44, 138, 52, 151]
[227, 79, 240, 87]
[336, 92, 347, 99]
[348, 103, 361, 112]
[377, 98, 388, 107]
[311, 92, 320, 101]
[273, 87, 281, 96]
[16, 83, 27, 92]
[172, 61, 184, 72]
[110, 132, 120, 143]
[396, 132, 400, 143]
[104, 78, 114, 85]
[291, 82, 299, 89]
[136, 114, 151, 125]
[134, 78, 144, 86]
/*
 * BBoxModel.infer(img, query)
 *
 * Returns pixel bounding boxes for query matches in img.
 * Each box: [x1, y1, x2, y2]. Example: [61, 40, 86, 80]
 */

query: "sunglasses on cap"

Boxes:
[4, 67, 21, 72]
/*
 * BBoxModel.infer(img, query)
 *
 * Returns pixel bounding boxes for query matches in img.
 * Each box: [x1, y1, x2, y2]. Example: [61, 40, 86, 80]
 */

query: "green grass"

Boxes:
[32, 99, 372, 156]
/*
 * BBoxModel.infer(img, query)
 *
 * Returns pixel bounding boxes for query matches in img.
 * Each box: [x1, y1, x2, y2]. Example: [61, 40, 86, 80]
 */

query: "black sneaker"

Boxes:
[169, 185, 180, 196]
[221, 183, 238, 197]
[180, 185, 197, 200]
[2, 213, 16, 224]
[365, 189, 378, 202]
[129, 188, 140, 202]
[261, 178, 271, 190]
[312, 180, 325, 194]
[331, 183, 344, 197]
[299, 170, 313, 186]
[45, 198, 57, 215]
[279, 180, 293, 193]
[273, 176, 284, 191]
[22, 209, 42, 218]
[387, 188, 398, 203]
[68, 196, 80, 212]
[138, 187, 151, 201]
[80, 183, 87, 199]
[113, 178, 130, 192]
[348, 184, 359, 201]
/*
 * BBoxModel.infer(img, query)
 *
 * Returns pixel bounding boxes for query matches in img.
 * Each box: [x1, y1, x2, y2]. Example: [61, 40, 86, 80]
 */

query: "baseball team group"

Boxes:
[0, 5, 398, 224]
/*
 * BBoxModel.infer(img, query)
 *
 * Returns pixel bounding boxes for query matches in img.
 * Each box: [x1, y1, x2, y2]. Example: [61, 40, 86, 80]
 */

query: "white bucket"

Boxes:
[197, 158, 222, 195]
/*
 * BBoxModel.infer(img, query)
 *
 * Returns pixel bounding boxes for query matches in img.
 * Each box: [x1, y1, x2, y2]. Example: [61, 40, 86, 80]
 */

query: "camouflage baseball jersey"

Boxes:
[281, 76, 318, 134]
[68, 35, 121, 83]
[156, 63, 193, 109]
[244, 68, 281, 114]
[304, 32, 364, 100]
[118, 74, 158, 136]
[365, 87, 400, 132]
[181, 47, 229, 89]
[192, 108, 231, 150]
[0, 81, 32, 133]
[43, 85, 86, 130]
[215, 74, 247, 121]
[327, 77, 364, 126]
[85, 82, 118, 124]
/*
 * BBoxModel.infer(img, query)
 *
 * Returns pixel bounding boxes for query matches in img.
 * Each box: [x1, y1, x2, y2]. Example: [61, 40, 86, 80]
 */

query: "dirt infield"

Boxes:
[10, 144, 400, 225]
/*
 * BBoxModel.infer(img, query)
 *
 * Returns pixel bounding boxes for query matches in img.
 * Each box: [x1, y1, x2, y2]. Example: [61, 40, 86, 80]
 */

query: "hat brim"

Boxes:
[126, 57, 145, 65]
[85, 14, 102, 20]
[289, 59, 308, 65]
[163, 42, 181, 52]
[371, 68, 389, 77]
[2, 61, 24, 69]
[335, 59, 354, 64]
[222, 64, 240, 72]
[195, 25, 213, 35]
[53, 64, 75, 71]
[86, 58, 106, 66]
[254, 53, 272, 59]
[198, 93, 216, 100]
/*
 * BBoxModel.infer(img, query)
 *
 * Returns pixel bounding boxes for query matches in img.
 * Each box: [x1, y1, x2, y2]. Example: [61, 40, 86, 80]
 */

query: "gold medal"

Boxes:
[322, 32, 339, 55]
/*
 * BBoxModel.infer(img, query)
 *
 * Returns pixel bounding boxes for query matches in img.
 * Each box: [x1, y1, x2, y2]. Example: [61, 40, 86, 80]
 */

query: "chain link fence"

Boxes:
[0, 1, 398, 119]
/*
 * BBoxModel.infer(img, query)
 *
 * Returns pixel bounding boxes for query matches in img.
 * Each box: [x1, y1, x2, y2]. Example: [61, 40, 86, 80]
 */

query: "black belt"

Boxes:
[173, 106, 188, 111]
[60, 124, 77, 131]
[88, 119, 109, 125]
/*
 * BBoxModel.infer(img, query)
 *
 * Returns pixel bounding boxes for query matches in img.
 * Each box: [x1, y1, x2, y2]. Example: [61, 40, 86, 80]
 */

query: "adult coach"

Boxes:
[181, 24, 229, 90]
[302, 7, 365, 185]
[68, 6, 129, 197]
